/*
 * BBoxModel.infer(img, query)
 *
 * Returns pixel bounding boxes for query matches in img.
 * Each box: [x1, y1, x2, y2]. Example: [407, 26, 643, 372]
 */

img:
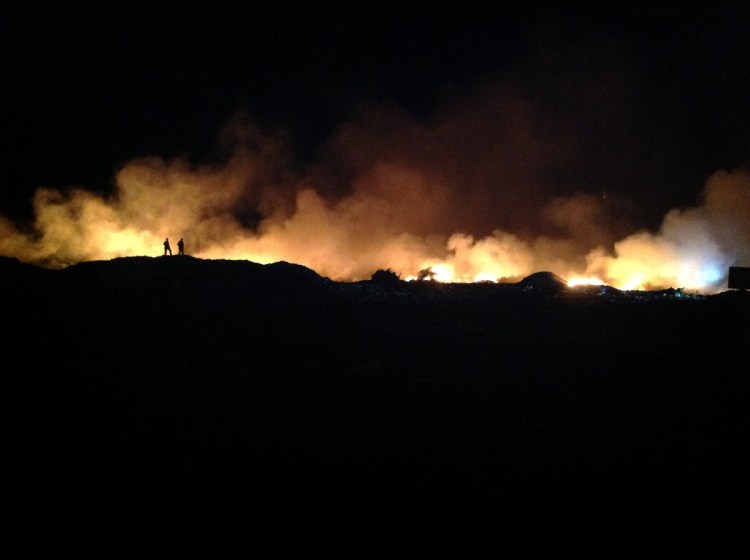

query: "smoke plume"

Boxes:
[2, 86, 748, 292]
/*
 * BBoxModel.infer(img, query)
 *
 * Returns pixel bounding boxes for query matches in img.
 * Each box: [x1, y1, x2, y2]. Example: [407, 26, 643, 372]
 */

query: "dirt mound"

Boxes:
[516, 271, 568, 293]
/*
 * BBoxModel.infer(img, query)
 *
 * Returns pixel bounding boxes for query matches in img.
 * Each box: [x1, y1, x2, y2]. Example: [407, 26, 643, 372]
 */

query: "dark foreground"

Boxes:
[5, 256, 749, 503]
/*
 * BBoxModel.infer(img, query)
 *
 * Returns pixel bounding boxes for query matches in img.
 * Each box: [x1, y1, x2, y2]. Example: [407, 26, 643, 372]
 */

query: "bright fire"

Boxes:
[567, 277, 605, 288]
[1, 111, 748, 294]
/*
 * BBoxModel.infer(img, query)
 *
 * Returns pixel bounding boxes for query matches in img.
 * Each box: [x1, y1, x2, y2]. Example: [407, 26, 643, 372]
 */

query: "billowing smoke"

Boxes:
[584, 168, 750, 291]
[1, 85, 748, 292]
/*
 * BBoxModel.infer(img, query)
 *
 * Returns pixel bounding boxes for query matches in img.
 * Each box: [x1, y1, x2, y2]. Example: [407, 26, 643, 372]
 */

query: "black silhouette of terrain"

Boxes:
[4, 256, 749, 502]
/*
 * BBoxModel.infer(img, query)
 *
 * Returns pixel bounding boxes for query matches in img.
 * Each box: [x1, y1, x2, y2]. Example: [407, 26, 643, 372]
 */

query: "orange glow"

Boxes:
[0, 116, 747, 293]
[567, 276, 605, 287]
[430, 263, 456, 283]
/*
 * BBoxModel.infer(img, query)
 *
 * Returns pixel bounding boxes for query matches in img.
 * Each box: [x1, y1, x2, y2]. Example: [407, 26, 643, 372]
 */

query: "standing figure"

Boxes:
[164, 238, 172, 256]
[177, 238, 184, 255]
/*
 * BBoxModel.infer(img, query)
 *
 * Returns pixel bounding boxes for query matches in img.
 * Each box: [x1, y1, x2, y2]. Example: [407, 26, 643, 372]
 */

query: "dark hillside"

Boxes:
[4, 256, 749, 502]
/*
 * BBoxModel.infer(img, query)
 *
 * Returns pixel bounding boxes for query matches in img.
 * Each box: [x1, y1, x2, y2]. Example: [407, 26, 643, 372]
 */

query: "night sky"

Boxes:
[4, 2, 747, 209]
[2, 1, 749, 286]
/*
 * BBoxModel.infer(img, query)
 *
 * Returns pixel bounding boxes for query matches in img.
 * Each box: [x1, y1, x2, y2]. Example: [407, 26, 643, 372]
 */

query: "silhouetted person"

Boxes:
[164, 238, 172, 256]
[177, 238, 184, 255]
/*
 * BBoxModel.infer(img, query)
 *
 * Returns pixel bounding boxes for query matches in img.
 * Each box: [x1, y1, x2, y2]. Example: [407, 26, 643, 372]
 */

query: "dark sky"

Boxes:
[3, 0, 749, 224]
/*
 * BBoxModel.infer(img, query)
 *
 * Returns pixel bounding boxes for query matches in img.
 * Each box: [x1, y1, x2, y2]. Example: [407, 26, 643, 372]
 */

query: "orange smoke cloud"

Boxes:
[1, 95, 748, 293]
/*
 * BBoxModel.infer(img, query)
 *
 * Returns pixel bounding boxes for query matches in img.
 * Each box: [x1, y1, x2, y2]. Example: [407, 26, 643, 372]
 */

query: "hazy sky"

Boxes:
[2, 1, 749, 289]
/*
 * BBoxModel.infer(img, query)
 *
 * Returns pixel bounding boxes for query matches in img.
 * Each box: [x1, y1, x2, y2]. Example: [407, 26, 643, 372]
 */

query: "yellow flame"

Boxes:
[473, 272, 499, 283]
[0, 133, 745, 296]
[430, 263, 455, 282]
[567, 276, 604, 287]
[620, 274, 646, 291]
